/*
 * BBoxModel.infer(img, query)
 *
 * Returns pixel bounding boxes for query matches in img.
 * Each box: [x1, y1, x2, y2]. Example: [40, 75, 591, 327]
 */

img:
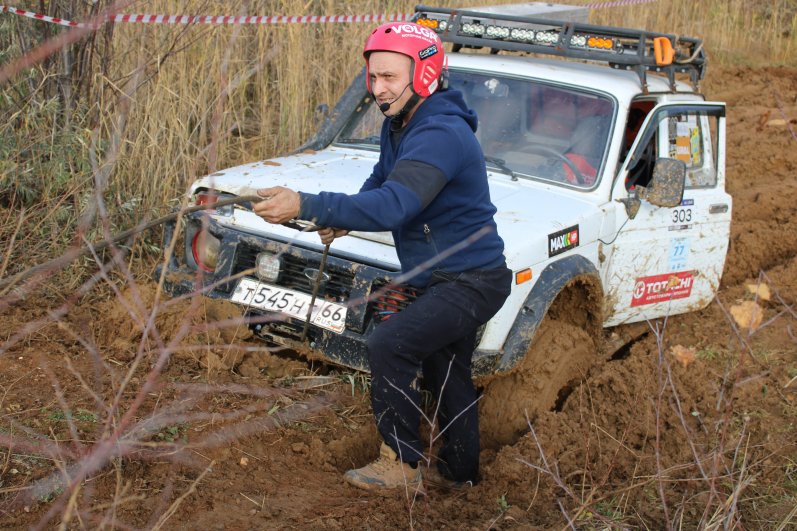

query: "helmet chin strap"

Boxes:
[390, 92, 420, 124]
[372, 83, 420, 123]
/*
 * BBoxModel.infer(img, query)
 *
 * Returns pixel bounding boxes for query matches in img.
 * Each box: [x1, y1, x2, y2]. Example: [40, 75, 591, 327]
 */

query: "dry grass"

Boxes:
[514, 282, 797, 530]
[589, 0, 796, 66]
[0, 0, 794, 288]
[0, 2, 795, 528]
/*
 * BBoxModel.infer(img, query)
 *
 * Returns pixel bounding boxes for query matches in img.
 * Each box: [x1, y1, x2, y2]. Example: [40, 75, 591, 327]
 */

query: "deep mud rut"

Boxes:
[1, 67, 796, 530]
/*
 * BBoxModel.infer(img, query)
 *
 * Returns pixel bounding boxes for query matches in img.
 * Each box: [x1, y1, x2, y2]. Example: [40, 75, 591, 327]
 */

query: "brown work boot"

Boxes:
[424, 465, 474, 490]
[344, 443, 425, 495]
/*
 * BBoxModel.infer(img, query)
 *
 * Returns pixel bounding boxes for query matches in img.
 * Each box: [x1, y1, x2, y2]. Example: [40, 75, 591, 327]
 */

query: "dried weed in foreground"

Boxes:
[670, 344, 697, 368]
[730, 300, 764, 331]
[744, 282, 772, 301]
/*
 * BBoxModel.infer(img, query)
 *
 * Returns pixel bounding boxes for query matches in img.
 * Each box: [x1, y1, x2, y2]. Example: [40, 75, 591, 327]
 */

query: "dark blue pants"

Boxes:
[367, 266, 511, 483]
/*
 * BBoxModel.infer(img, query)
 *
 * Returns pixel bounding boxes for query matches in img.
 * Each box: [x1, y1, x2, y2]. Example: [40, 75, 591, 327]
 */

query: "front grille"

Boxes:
[232, 244, 355, 301]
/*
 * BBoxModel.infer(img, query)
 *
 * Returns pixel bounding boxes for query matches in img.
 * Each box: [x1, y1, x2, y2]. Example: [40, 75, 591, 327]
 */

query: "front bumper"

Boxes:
[161, 212, 503, 376]
[160, 213, 408, 372]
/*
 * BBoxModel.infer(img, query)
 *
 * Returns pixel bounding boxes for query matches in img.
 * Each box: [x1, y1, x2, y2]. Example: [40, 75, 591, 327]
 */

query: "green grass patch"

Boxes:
[696, 348, 725, 361]
[156, 424, 188, 443]
[46, 409, 98, 423]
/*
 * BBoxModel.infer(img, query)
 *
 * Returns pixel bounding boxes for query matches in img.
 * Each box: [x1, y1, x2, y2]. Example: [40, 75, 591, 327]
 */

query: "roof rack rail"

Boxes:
[412, 5, 706, 93]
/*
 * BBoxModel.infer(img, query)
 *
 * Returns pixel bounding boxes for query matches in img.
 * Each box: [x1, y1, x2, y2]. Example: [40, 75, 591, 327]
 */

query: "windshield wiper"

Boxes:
[484, 156, 518, 181]
[336, 136, 381, 145]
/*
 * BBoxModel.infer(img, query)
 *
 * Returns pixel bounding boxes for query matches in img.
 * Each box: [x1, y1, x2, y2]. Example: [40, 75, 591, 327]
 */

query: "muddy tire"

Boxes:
[478, 318, 596, 448]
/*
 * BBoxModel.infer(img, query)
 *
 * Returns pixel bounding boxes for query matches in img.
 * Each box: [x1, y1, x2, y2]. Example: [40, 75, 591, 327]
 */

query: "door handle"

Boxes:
[709, 203, 728, 214]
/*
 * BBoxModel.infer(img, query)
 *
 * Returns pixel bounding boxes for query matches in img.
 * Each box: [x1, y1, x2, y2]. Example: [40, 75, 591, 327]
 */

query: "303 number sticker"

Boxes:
[672, 208, 692, 223]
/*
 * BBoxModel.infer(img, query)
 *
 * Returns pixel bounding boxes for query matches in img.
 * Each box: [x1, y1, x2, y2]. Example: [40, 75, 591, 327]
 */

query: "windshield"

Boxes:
[335, 69, 615, 189]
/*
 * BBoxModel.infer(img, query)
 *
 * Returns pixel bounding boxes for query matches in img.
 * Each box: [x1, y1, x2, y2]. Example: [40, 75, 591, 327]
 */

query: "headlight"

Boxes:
[194, 191, 234, 216]
[191, 229, 221, 272]
[255, 252, 280, 282]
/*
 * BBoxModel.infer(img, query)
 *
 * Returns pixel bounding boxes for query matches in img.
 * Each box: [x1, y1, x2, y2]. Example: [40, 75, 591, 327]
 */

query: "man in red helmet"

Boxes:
[254, 22, 510, 494]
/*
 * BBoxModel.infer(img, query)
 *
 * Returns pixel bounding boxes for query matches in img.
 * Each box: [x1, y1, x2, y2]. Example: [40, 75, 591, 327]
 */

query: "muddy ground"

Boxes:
[1, 67, 796, 530]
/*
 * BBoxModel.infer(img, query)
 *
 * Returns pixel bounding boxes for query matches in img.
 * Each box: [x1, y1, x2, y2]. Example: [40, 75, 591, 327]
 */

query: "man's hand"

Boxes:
[254, 187, 301, 224]
[318, 227, 349, 245]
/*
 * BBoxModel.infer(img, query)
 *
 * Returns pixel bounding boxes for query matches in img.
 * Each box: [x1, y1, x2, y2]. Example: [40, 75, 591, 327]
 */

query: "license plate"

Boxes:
[230, 278, 347, 334]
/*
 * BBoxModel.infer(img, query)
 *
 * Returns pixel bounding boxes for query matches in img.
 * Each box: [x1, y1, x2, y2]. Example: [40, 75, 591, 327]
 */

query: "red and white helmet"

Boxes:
[363, 22, 446, 98]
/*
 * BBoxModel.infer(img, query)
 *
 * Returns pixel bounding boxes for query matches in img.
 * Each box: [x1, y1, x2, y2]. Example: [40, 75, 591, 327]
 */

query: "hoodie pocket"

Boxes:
[423, 223, 441, 255]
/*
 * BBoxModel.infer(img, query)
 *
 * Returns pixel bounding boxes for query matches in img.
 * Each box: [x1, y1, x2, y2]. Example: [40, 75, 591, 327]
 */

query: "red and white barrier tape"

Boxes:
[587, 0, 658, 8]
[1, 1, 658, 29]
[0, 6, 411, 28]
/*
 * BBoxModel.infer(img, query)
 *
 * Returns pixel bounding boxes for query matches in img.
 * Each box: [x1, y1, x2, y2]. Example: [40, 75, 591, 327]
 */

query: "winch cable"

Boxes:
[301, 242, 331, 343]
[3, 191, 334, 344]
[0, 194, 263, 297]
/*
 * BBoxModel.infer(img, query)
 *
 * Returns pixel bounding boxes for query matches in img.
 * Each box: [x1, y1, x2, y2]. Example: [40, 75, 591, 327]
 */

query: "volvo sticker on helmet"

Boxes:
[418, 44, 438, 60]
[548, 225, 579, 257]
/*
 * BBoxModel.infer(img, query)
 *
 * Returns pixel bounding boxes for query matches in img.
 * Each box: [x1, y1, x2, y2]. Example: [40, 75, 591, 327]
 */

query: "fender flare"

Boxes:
[496, 254, 601, 372]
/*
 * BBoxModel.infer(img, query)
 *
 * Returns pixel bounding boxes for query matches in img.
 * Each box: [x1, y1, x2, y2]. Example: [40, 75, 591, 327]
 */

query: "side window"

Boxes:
[622, 103, 654, 159]
[624, 106, 718, 191]
[623, 101, 656, 191]
[620, 101, 659, 190]
[625, 134, 656, 191]
[667, 113, 717, 188]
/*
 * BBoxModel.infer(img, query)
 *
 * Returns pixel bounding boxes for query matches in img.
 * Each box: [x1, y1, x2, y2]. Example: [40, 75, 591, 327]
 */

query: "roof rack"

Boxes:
[412, 5, 706, 93]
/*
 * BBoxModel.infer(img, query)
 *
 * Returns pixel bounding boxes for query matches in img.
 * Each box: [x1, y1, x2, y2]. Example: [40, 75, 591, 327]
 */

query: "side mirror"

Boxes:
[637, 158, 686, 208]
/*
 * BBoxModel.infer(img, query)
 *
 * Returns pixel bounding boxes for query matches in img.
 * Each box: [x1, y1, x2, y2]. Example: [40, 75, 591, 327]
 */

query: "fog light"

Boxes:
[191, 229, 221, 272]
[255, 252, 280, 282]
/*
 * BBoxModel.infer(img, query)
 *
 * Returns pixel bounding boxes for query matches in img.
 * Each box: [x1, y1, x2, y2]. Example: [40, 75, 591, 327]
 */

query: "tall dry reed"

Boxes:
[0, 0, 794, 287]
[0, 3, 795, 528]
[588, 0, 796, 66]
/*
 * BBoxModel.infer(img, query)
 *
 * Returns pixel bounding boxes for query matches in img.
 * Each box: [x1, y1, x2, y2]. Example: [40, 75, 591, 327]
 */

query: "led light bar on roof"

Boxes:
[570, 35, 587, 47]
[416, 16, 620, 52]
[510, 28, 534, 42]
[485, 25, 510, 39]
[460, 22, 484, 35]
[416, 16, 448, 31]
[413, 5, 707, 92]
[534, 30, 558, 45]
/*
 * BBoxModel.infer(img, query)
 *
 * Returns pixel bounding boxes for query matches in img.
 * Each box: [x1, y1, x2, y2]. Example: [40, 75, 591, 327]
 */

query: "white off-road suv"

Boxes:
[161, 4, 731, 443]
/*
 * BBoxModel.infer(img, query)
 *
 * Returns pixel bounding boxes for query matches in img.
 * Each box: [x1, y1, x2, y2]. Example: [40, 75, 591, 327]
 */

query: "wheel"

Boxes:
[525, 144, 587, 185]
[478, 318, 596, 448]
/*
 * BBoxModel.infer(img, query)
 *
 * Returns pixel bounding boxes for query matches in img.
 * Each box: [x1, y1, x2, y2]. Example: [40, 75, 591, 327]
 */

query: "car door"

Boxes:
[602, 102, 731, 326]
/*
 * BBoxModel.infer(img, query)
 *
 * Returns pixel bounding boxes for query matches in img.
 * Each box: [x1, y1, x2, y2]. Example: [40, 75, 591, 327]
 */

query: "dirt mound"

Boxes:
[1, 66, 796, 529]
[479, 320, 597, 448]
[708, 66, 797, 285]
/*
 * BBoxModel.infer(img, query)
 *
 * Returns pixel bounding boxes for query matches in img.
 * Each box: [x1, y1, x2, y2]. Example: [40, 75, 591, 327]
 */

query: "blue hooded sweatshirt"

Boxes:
[298, 88, 506, 287]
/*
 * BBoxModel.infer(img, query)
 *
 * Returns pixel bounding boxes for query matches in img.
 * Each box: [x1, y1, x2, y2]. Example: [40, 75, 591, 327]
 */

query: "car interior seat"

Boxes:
[528, 87, 578, 141]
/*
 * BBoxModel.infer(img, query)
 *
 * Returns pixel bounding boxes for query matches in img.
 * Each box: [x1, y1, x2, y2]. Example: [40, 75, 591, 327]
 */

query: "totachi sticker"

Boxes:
[631, 271, 695, 307]
[548, 225, 579, 257]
